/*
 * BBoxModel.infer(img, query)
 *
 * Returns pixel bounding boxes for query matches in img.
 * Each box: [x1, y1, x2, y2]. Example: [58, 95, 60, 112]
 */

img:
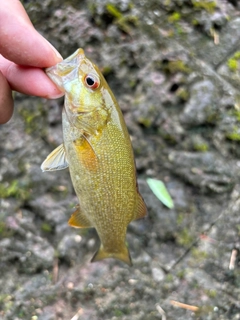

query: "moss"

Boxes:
[228, 109, 240, 122]
[0, 179, 31, 201]
[165, 273, 174, 282]
[227, 132, 240, 141]
[227, 58, 238, 72]
[168, 12, 181, 23]
[193, 142, 209, 152]
[106, 4, 122, 19]
[116, 15, 139, 33]
[0, 294, 13, 313]
[17, 309, 26, 319]
[105, 3, 138, 34]
[114, 309, 124, 317]
[191, 0, 217, 13]
[0, 222, 13, 239]
[233, 51, 240, 59]
[177, 228, 194, 247]
[225, 127, 240, 141]
[129, 79, 137, 88]
[195, 305, 216, 316]
[177, 270, 185, 279]
[205, 109, 219, 124]
[234, 110, 240, 121]
[237, 224, 240, 235]
[137, 117, 152, 128]
[41, 222, 53, 233]
[177, 213, 185, 225]
[176, 87, 189, 101]
[227, 51, 240, 72]
[18, 102, 47, 136]
[158, 130, 177, 144]
[191, 247, 208, 262]
[204, 288, 217, 298]
[101, 65, 113, 76]
[166, 60, 192, 74]
[191, 18, 199, 26]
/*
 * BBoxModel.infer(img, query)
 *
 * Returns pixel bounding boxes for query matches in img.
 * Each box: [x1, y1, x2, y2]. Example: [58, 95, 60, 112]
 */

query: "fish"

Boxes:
[41, 49, 147, 266]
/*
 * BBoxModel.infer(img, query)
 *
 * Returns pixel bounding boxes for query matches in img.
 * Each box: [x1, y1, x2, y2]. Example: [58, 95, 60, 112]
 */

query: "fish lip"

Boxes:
[45, 48, 86, 89]
[45, 48, 85, 75]
[45, 64, 64, 89]
[63, 48, 85, 63]
[45, 64, 57, 74]
[45, 63, 76, 90]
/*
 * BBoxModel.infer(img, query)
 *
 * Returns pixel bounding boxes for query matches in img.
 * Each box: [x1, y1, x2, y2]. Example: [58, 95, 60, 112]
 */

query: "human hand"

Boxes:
[0, 0, 64, 124]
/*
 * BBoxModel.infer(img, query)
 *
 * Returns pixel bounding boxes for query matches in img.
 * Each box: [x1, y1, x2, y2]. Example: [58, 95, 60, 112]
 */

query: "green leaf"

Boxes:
[147, 178, 174, 209]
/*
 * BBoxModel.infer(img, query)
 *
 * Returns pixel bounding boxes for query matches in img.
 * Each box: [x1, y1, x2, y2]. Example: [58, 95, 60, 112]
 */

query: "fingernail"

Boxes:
[47, 91, 64, 99]
[52, 46, 63, 61]
[44, 38, 63, 61]
[49, 43, 63, 61]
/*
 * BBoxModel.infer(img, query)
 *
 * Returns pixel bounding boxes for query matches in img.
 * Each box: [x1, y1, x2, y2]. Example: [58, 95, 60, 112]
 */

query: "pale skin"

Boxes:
[0, 0, 64, 124]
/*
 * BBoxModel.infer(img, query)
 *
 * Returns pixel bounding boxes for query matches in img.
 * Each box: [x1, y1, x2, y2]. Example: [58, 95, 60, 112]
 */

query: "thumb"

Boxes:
[0, 71, 14, 124]
[0, 0, 62, 67]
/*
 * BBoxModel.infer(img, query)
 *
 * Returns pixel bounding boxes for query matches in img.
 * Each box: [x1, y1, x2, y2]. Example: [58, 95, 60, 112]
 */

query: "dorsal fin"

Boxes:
[134, 192, 147, 220]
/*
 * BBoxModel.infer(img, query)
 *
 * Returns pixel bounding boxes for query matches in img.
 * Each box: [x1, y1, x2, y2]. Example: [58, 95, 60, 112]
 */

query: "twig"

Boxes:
[53, 257, 59, 284]
[229, 249, 238, 270]
[70, 308, 83, 320]
[156, 304, 167, 320]
[170, 300, 199, 312]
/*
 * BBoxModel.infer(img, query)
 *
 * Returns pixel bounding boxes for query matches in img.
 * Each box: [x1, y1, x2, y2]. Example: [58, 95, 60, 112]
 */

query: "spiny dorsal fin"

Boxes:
[68, 205, 93, 228]
[41, 143, 69, 172]
[134, 192, 147, 220]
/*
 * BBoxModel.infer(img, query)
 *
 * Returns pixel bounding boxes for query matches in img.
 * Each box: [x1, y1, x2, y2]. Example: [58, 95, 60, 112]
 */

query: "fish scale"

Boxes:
[41, 48, 147, 265]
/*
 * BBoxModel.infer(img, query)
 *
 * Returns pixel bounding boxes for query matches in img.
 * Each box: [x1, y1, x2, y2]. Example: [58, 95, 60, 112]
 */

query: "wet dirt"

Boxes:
[1, 1, 240, 319]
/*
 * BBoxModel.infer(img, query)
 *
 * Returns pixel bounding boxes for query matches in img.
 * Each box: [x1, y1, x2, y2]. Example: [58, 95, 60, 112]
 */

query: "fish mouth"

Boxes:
[45, 48, 86, 90]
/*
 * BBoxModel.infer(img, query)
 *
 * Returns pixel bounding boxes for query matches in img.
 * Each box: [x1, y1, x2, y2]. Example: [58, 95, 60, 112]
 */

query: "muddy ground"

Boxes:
[1, 0, 240, 319]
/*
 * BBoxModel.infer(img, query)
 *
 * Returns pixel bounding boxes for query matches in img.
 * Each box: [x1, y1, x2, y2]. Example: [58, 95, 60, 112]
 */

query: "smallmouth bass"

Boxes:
[41, 49, 147, 266]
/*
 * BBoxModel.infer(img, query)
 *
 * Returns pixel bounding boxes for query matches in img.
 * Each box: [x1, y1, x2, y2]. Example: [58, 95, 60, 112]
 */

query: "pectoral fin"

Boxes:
[134, 192, 147, 220]
[41, 144, 69, 172]
[74, 136, 98, 171]
[68, 205, 93, 228]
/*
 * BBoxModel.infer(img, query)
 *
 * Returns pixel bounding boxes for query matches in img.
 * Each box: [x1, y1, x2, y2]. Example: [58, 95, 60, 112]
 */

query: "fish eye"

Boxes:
[84, 74, 100, 90]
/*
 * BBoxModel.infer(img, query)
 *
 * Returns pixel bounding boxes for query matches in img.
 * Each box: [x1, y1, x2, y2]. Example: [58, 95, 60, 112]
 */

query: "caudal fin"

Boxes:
[91, 244, 133, 266]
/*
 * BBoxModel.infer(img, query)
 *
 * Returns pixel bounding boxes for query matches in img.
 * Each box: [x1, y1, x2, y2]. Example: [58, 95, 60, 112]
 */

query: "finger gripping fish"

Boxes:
[41, 49, 147, 266]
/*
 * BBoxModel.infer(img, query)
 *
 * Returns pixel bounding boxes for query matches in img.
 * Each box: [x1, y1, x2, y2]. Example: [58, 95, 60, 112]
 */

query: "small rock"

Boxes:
[180, 80, 219, 127]
[57, 234, 83, 263]
[152, 267, 166, 282]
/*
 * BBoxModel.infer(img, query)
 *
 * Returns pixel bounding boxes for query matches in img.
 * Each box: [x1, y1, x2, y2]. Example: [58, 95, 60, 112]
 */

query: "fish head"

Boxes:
[46, 49, 111, 118]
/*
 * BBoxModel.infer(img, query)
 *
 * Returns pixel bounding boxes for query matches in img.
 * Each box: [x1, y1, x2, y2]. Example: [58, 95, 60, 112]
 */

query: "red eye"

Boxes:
[84, 74, 100, 89]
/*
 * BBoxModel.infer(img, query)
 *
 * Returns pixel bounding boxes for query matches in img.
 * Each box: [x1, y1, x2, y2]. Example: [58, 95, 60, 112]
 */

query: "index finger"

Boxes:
[0, 0, 62, 67]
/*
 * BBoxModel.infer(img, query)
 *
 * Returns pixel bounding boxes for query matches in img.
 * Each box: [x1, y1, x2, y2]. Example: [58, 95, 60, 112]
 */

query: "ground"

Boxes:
[1, 0, 240, 319]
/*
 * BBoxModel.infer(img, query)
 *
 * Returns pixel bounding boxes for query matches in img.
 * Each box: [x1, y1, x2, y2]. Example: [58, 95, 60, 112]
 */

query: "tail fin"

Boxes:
[91, 244, 132, 266]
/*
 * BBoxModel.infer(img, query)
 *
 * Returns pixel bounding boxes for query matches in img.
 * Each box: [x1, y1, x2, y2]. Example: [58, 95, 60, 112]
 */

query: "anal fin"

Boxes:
[134, 192, 147, 220]
[68, 205, 93, 228]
